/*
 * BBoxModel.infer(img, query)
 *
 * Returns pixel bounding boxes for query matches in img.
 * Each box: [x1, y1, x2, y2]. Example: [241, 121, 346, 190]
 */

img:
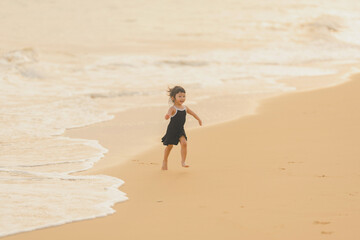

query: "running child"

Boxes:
[161, 86, 202, 170]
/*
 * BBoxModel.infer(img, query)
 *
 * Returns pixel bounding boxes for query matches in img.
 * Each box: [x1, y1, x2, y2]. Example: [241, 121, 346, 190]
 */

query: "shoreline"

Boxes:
[2, 72, 360, 239]
[72, 63, 357, 175]
[64, 62, 358, 175]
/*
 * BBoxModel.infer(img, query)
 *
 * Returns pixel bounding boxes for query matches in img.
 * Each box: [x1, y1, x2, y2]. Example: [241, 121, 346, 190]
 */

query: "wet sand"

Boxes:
[3, 74, 360, 240]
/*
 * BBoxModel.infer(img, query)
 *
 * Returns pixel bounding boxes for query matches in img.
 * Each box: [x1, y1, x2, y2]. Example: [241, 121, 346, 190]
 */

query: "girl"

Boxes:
[161, 86, 202, 170]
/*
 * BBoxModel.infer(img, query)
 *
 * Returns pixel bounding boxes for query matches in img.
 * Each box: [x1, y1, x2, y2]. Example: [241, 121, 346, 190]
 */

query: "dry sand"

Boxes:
[3, 74, 360, 240]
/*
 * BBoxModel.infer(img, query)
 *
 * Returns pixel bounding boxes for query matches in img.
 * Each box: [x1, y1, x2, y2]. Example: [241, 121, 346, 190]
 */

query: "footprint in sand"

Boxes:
[132, 159, 145, 165]
[314, 222, 333, 235]
[314, 221, 331, 225]
[131, 159, 158, 165]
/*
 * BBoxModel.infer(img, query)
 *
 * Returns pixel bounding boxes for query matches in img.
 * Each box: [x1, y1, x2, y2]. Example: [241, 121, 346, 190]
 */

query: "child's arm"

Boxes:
[186, 106, 202, 126]
[165, 107, 176, 120]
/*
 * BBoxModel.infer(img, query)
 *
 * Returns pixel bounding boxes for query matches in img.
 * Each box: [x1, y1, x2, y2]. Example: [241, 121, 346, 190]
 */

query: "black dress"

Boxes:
[161, 106, 187, 145]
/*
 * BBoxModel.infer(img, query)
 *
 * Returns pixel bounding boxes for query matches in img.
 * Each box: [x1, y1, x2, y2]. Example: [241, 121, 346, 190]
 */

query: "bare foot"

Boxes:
[181, 162, 190, 168]
[162, 162, 168, 170]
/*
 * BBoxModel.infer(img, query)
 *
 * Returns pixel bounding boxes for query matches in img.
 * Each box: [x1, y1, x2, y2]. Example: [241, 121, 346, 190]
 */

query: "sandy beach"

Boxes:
[2, 72, 359, 240]
[2, 0, 360, 239]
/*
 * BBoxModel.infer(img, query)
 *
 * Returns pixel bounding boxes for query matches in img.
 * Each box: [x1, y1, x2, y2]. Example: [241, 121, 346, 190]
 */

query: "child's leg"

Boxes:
[162, 144, 173, 170]
[179, 136, 189, 167]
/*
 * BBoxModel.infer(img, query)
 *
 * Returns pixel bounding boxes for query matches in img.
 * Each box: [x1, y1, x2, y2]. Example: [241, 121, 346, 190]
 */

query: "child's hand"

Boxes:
[165, 114, 170, 120]
[198, 119, 202, 126]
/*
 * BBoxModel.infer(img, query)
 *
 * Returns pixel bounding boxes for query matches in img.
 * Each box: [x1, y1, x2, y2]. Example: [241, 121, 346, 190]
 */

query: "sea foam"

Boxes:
[1, 0, 360, 237]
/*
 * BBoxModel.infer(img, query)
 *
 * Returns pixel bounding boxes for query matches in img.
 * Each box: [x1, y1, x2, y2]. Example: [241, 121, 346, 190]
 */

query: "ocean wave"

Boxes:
[1, 0, 360, 236]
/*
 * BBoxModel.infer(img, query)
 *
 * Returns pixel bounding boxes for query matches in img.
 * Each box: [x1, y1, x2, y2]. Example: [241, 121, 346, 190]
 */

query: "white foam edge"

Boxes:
[340, 66, 360, 84]
[0, 133, 128, 239]
[50, 113, 114, 135]
[306, 66, 360, 90]
[0, 136, 109, 175]
[0, 101, 128, 238]
[0, 167, 128, 239]
[0, 180, 127, 238]
[0, 167, 125, 186]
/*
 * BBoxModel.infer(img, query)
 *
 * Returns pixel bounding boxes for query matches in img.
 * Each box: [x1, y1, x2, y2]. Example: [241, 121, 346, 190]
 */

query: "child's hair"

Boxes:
[167, 86, 186, 103]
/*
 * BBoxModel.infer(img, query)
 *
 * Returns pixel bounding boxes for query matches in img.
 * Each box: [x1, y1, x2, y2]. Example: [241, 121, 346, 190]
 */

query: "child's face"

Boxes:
[173, 92, 186, 104]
